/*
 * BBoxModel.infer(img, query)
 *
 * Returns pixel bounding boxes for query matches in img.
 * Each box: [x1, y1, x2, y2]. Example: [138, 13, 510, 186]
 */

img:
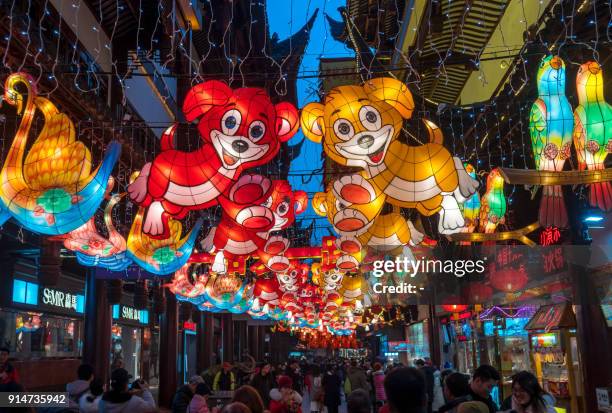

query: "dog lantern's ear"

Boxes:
[363, 77, 414, 120]
[294, 190, 308, 215]
[183, 80, 233, 123]
[275, 102, 299, 142]
[300, 103, 325, 143]
[311, 192, 328, 217]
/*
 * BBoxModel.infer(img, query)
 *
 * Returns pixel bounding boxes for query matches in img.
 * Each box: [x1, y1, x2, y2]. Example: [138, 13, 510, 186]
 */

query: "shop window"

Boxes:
[75, 295, 85, 314]
[140, 310, 149, 324]
[12, 280, 38, 306]
[111, 324, 142, 380]
[406, 321, 430, 361]
[0, 310, 82, 359]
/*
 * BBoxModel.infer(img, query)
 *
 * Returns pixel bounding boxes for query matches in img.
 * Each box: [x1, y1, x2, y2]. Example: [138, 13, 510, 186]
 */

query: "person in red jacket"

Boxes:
[269, 375, 302, 413]
[0, 348, 19, 387]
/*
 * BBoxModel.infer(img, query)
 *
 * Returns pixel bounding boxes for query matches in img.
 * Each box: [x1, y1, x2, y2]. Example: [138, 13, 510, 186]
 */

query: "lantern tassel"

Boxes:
[589, 181, 612, 212]
[539, 185, 568, 228]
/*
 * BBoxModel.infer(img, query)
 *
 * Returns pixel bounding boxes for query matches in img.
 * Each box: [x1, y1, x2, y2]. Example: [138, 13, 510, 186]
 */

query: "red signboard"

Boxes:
[440, 311, 473, 324]
[183, 321, 197, 331]
[540, 227, 562, 246]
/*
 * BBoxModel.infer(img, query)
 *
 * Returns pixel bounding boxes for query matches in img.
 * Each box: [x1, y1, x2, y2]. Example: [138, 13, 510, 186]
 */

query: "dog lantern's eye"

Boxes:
[335, 199, 350, 211]
[276, 201, 289, 216]
[249, 121, 266, 142]
[222, 109, 242, 135]
[359, 106, 381, 131]
[333, 119, 354, 140]
[262, 196, 273, 208]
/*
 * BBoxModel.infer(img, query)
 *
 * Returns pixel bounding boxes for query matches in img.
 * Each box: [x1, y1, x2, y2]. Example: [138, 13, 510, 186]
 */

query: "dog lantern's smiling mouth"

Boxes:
[212, 130, 269, 169]
[334, 125, 393, 166]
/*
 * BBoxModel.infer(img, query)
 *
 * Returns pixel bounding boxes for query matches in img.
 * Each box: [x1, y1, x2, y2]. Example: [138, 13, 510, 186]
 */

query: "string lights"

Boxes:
[0, 0, 608, 336]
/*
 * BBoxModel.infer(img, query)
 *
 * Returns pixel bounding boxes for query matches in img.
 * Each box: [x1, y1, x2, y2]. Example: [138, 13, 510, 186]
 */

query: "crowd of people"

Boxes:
[0, 350, 558, 413]
[170, 358, 557, 413]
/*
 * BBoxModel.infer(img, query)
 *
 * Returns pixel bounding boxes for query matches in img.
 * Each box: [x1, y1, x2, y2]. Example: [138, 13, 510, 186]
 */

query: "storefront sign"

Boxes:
[112, 304, 149, 325]
[484, 317, 529, 337]
[12, 280, 85, 315]
[530, 332, 558, 348]
[384, 352, 399, 357]
[542, 247, 565, 273]
[388, 341, 411, 352]
[41, 288, 85, 313]
[525, 303, 576, 331]
[440, 311, 473, 324]
[596, 387, 612, 410]
[540, 226, 562, 245]
[183, 321, 197, 332]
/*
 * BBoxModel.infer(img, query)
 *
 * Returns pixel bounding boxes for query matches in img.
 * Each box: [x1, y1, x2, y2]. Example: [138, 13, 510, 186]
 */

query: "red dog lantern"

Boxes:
[128, 81, 299, 238]
[251, 276, 281, 312]
[204, 175, 307, 274]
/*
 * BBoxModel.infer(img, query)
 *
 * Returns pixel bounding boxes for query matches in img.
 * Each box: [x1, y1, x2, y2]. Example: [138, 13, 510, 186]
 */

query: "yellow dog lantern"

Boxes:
[301, 77, 479, 234]
[312, 174, 423, 255]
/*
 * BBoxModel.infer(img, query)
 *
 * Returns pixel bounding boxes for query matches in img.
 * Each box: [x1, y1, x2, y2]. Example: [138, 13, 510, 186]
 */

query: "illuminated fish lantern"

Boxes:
[197, 301, 223, 313]
[228, 283, 254, 314]
[301, 77, 479, 235]
[267, 308, 288, 321]
[459, 163, 481, 233]
[529, 55, 573, 227]
[0, 73, 120, 234]
[50, 193, 132, 271]
[573, 61, 612, 211]
[203, 273, 247, 310]
[126, 207, 202, 275]
[478, 168, 506, 234]
[168, 264, 208, 305]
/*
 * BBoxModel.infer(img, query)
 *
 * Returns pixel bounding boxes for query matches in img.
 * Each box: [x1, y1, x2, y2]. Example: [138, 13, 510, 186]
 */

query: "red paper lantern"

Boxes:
[489, 265, 528, 293]
[463, 284, 493, 303]
[441, 296, 468, 313]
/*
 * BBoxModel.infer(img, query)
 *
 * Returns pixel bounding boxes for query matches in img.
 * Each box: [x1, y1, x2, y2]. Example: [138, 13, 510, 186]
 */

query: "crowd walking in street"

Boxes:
[0, 354, 561, 413]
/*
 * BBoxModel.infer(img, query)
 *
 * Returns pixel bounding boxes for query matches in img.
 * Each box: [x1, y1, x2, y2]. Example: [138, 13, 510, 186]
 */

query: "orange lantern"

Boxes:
[301, 77, 479, 235]
[0, 73, 120, 235]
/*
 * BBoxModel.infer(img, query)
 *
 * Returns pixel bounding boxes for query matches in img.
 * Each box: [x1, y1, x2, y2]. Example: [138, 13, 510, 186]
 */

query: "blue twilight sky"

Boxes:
[266, 0, 354, 243]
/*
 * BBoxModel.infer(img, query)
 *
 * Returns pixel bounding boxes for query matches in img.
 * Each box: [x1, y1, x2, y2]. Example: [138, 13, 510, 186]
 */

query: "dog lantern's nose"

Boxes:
[358, 135, 374, 149]
[232, 140, 249, 153]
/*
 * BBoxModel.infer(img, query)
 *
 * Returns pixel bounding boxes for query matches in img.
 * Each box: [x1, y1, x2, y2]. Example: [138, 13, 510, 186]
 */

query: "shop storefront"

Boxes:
[481, 309, 533, 399]
[111, 303, 150, 380]
[404, 320, 430, 363]
[526, 303, 584, 413]
[338, 348, 368, 360]
[0, 271, 86, 389]
[180, 320, 198, 384]
[439, 311, 478, 375]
